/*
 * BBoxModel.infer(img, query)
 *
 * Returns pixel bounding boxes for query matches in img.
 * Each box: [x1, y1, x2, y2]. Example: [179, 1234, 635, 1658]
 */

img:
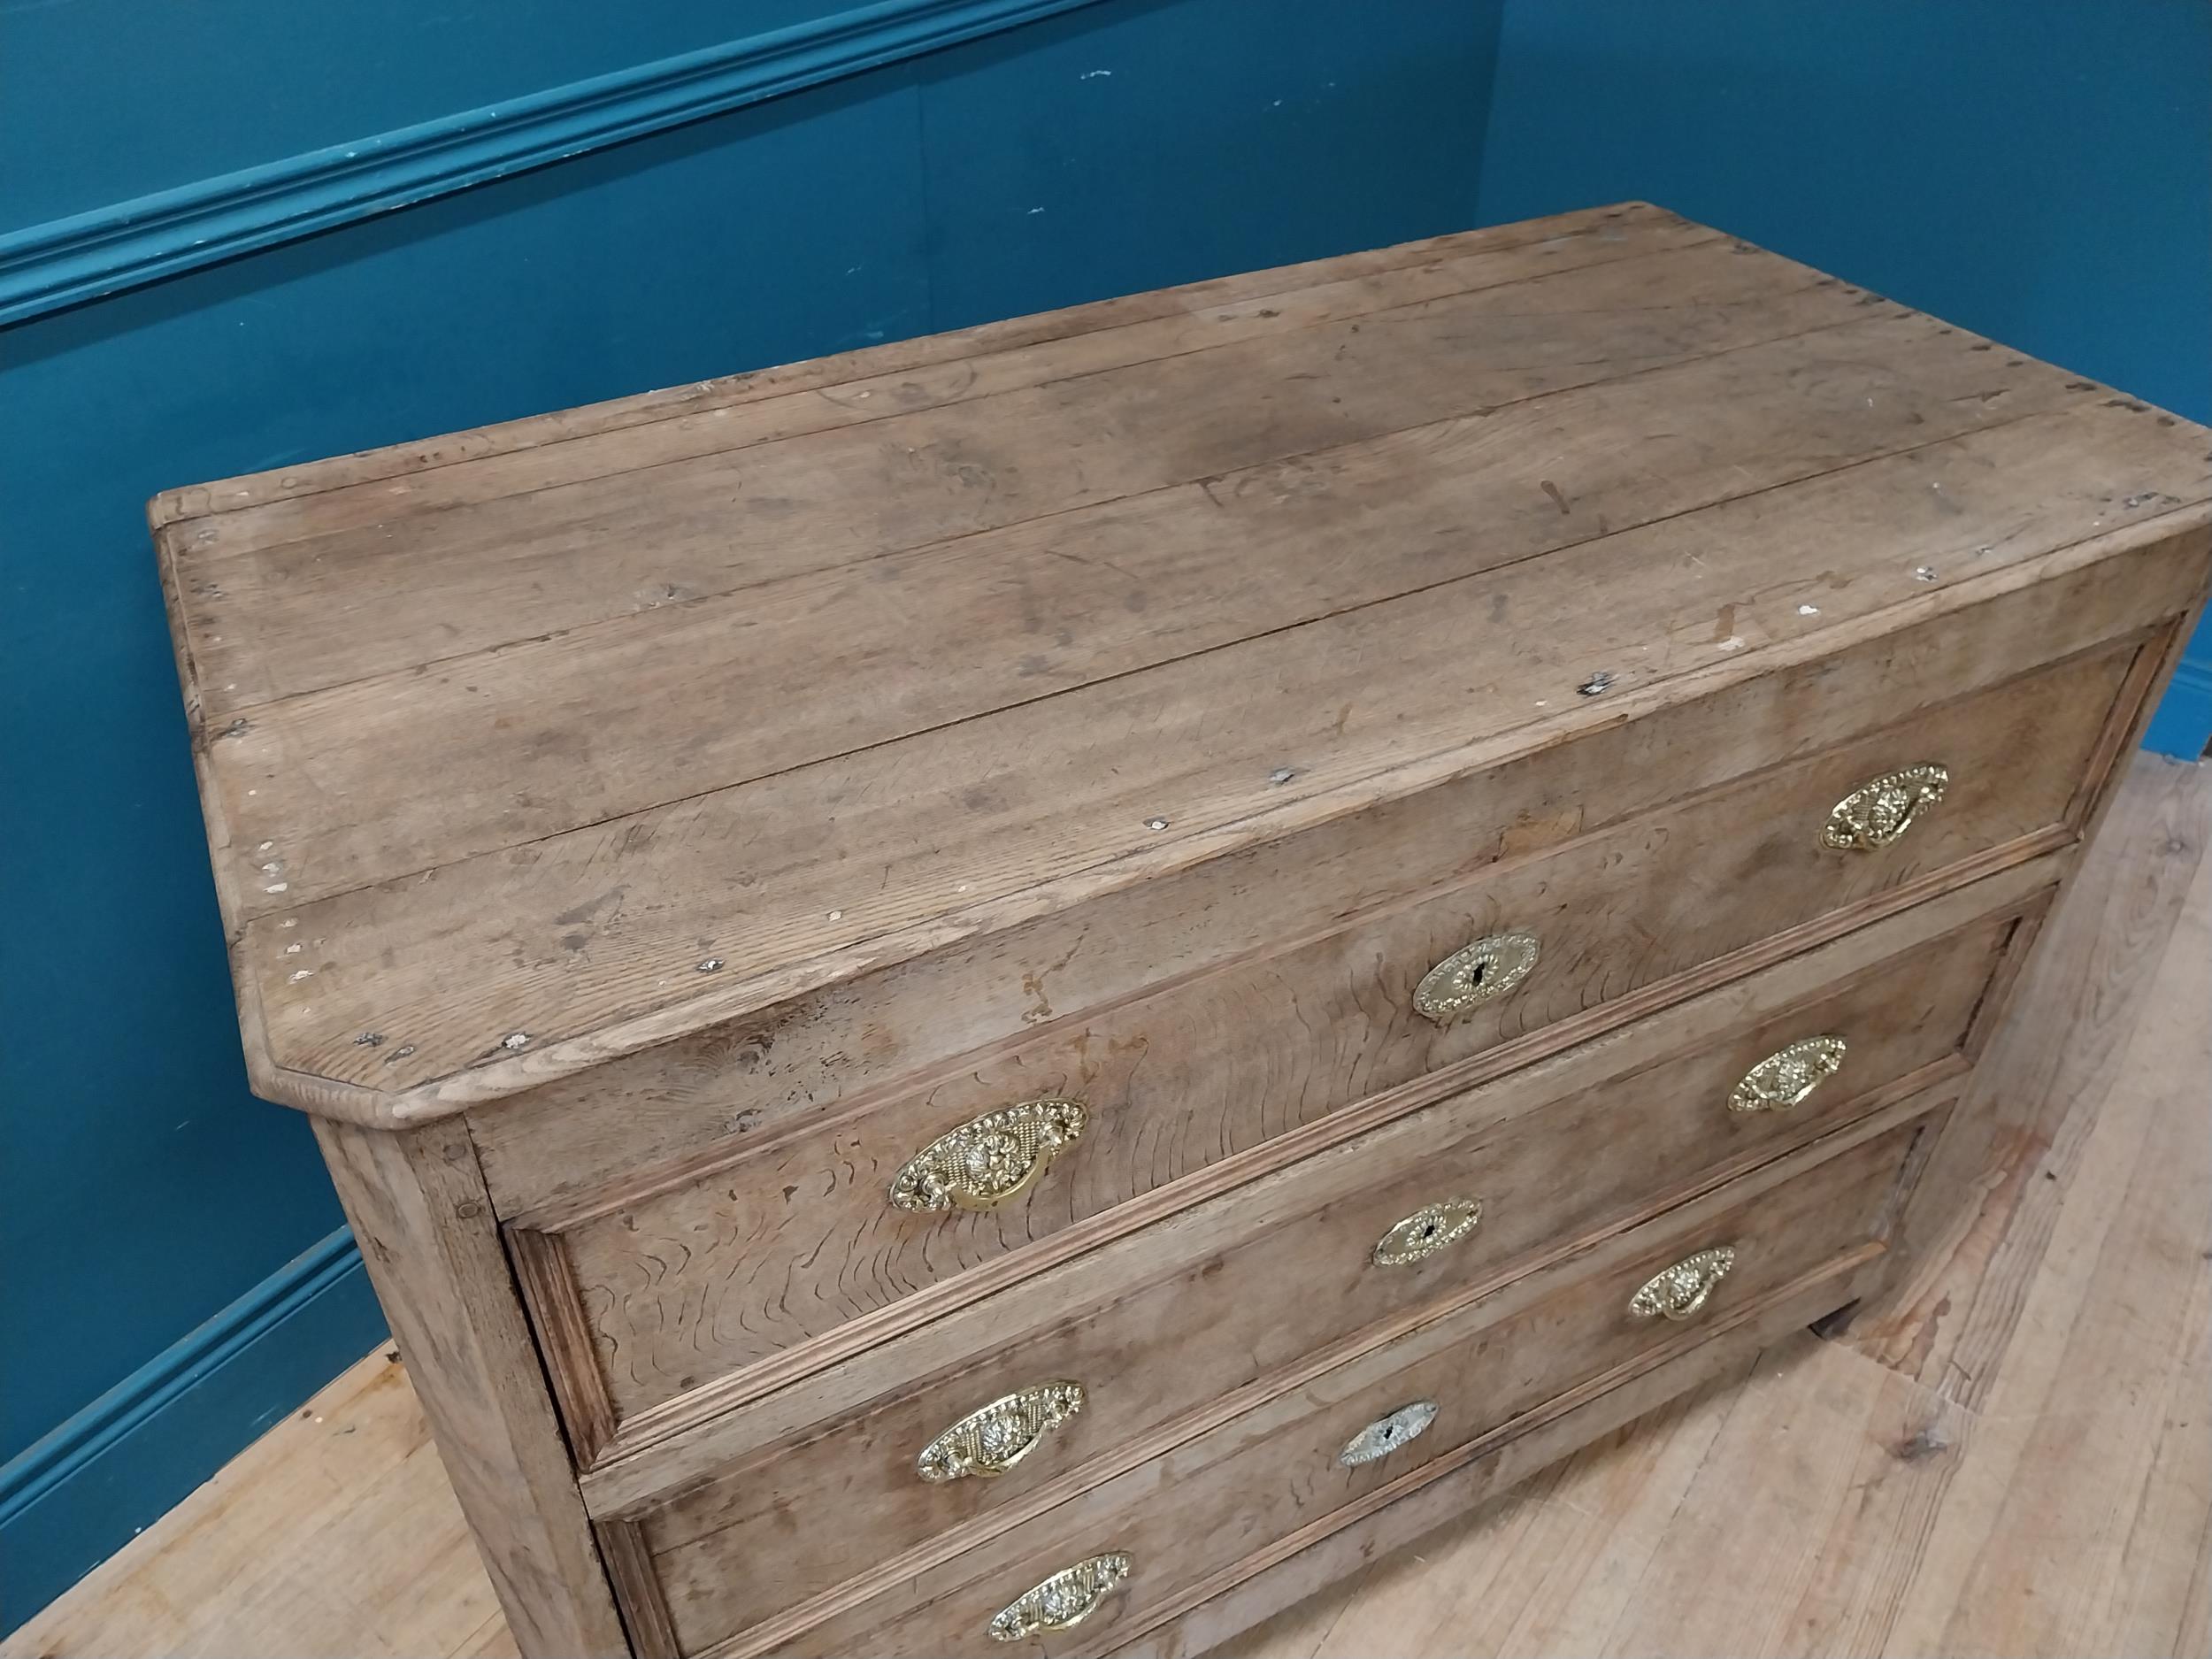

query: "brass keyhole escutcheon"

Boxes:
[1338, 1400, 1440, 1466]
[1372, 1196, 1484, 1266]
[1414, 930, 1540, 1025]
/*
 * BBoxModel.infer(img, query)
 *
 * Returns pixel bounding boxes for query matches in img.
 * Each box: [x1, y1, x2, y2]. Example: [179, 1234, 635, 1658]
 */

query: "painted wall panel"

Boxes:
[916, 0, 1494, 326]
[0, 0, 857, 229]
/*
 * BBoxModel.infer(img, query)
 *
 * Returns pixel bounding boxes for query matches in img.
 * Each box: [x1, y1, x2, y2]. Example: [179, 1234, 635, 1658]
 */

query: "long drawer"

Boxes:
[580, 872, 2047, 1640]
[513, 640, 2122, 1451]
[624, 1095, 1942, 1656]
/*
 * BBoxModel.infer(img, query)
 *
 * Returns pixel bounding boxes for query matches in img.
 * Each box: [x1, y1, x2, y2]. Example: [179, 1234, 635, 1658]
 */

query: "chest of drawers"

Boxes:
[152, 203, 2212, 1658]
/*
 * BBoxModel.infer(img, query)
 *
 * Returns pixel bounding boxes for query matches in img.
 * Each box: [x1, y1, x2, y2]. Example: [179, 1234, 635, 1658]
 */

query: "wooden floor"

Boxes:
[12, 751, 2209, 1659]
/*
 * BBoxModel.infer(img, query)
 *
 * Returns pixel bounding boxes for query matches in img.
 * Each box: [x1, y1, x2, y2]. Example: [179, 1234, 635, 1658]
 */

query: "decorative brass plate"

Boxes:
[915, 1381, 1087, 1483]
[888, 1097, 1087, 1212]
[1729, 1036, 1847, 1114]
[988, 1553, 1133, 1642]
[1371, 1197, 1484, 1266]
[1822, 764, 1949, 851]
[1338, 1400, 1440, 1467]
[1628, 1245, 1737, 1322]
[1413, 929, 1541, 1025]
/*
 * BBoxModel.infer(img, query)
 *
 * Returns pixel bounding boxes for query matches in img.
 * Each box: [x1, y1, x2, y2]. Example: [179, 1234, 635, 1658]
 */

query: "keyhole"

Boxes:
[1379, 1424, 1399, 1445]
[1468, 959, 1488, 987]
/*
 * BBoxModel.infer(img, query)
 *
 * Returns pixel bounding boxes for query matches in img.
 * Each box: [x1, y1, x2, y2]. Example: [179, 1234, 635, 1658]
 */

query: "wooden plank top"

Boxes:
[151, 203, 2212, 1125]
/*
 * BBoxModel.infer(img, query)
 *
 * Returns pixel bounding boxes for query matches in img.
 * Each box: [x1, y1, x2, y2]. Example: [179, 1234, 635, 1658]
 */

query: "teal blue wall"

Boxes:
[1474, 0, 2212, 757]
[0, 0, 1499, 1629]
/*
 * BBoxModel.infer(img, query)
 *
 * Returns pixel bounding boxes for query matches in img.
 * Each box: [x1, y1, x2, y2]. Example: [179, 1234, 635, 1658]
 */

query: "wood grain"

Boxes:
[311, 1118, 628, 1658]
[719, 1110, 1931, 1659]
[1849, 749, 2212, 1402]
[595, 1524, 681, 1659]
[585, 919, 2011, 1637]
[1118, 1287, 1892, 1659]
[17, 758, 2206, 1659]
[569, 856, 2064, 1513]
[241, 526, 2212, 1124]
[250, 522, 2210, 1124]
[150, 204, 1676, 531]
[204, 301, 2096, 918]
[527, 641, 2116, 1423]
[467, 534, 2196, 1210]
[131, 208, 2212, 1659]
[1198, 753, 2212, 1659]
[150, 204, 2212, 1117]
[0, 1352, 507, 1659]
[170, 212, 1741, 710]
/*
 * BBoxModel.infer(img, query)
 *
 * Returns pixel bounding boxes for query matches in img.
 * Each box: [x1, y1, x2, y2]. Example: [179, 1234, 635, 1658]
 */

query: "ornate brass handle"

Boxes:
[1729, 1036, 1847, 1113]
[989, 1554, 1133, 1642]
[1414, 930, 1540, 1025]
[1629, 1246, 1737, 1321]
[1338, 1400, 1440, 1466]
[888, 1097, 1087, 1212]
[1822, 764, 1949, 851]
[916, 1381, 1086, 1483]
[1371, 1197, 1483, 1266]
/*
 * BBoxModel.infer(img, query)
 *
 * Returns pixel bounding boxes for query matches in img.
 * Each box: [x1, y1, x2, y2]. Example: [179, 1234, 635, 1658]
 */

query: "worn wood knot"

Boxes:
[1891, 1423, 1950, 1463]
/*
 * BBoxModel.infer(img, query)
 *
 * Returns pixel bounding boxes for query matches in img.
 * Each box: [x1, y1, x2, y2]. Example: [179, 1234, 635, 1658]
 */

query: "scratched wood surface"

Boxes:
[150, 204, 2212, 1123]
[714, 1111, 1931, 1659]
[514, 643, 2118, 1432]
[467, 543, 2192, 1216]
[594, 918, 2010, 1638]
[13, 752, 2200, 1659]
[570, 865, 2059, 1521]
[1215, 749, 2212, 1659]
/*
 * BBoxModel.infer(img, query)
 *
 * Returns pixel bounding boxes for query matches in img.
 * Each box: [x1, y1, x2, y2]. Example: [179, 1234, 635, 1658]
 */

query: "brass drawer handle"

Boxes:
[989, 1553, 1133, 1642]
[1822, 764, 1948, 851]
[1629, 1245, 1736, 1321]
[1371, 1197, 1483, 1266]
[1414, 929, 1540, 1025]
[1338, 1400, 1440, 1466]
[888, 1097, 1087, 1212]
[1730, 1036, 1847, 1113]
[916, 1381, 1086, 1483]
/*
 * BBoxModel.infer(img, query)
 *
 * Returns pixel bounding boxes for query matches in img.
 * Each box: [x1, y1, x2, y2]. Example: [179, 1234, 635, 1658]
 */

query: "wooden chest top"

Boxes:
[150, 202, 2212, 1125]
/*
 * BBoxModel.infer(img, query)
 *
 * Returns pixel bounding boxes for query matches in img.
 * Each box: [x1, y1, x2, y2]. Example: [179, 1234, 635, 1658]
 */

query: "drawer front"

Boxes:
[640, 1104, 1938, 1656]
[584, 901, 2025, 1636]
[519, 641, 2123, 1440]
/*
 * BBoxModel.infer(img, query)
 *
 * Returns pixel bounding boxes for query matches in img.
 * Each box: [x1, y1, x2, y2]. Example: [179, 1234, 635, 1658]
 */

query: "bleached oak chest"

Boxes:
[154, 203, 2212, 1657]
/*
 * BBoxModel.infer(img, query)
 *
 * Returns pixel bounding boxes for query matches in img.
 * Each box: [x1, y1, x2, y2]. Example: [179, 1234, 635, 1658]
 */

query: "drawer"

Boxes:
[515, 641, 2123, 1446]
[624, 1099, 1940, 1656]
[579, 876, 2044, 1637]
